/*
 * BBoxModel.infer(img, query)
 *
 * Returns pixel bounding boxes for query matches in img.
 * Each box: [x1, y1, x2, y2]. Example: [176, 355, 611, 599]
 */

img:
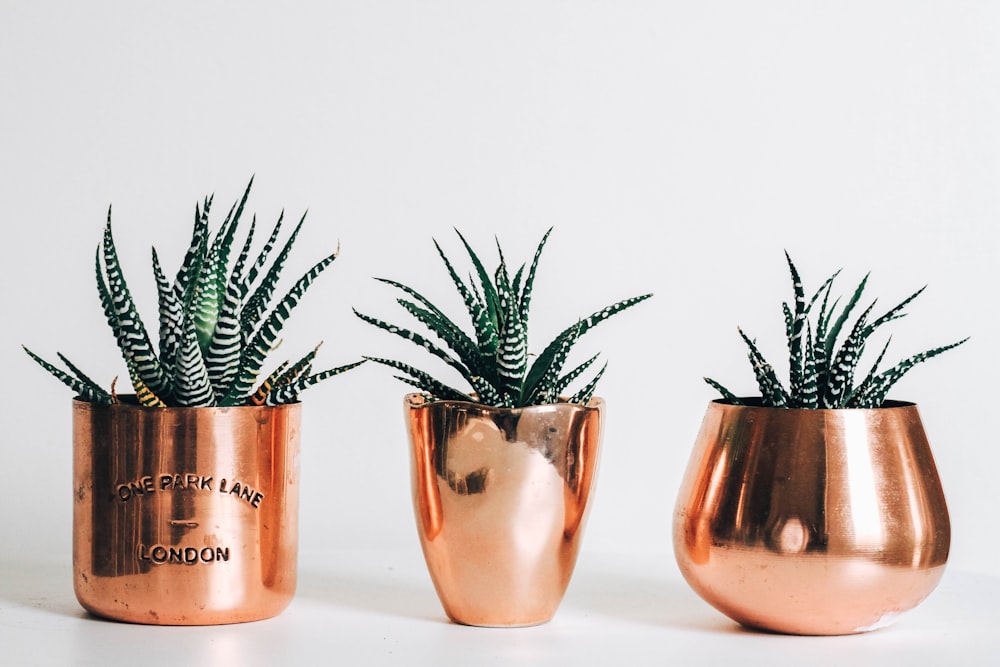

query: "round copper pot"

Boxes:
[673, 399, 950, 635]
[72, 398, 301, 625]
[405, 393, 603, 627]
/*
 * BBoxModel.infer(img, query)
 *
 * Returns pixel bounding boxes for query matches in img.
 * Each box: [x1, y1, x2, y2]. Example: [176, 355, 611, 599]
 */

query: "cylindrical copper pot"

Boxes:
[406, 393, 603, 627]
[674, 399, 950, 635]
[72, 398, 301, 625]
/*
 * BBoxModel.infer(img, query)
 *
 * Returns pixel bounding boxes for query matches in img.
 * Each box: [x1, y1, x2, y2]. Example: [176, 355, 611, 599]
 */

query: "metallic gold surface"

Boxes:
[674, 400, 950, 635]
[406, 394, 603, 627]
[72, 398, 300, 625]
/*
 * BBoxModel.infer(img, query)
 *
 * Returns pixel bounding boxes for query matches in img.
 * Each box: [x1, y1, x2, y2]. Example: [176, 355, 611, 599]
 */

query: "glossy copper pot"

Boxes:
[72, 398, 300, 625]
[406, 393, 603, 627]
[674, 399, 950, 635]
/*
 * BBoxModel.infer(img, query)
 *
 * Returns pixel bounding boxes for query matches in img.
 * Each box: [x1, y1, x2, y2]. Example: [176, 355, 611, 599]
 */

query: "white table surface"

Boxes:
[2, 548, 997, 666]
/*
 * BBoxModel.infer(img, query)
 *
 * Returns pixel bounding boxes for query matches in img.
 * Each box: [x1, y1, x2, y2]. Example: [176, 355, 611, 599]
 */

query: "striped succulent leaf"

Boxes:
[191, 268, 221, 350]
[518, 230, 552, 322]
[707, 253, 967, 409]
[191, 223, 234, 352]
[250, 361, 290, 406]
[398, 298, 483, 370]
[152, 248, 183, 385]
[274, 346, 320, 386]
[240, 213, 306, 335]
[241, 210, 284, 298]
[551, 352, 600, 400]
[738, 327, 789, 407]
[842, 336, 893, 408]
[784, 251, 808, 403]
[528, 321, 582, 405]
[703, 377, 743, 405]
[173, 316, 216, 407]
[521, 293, 653, 403]
[798, 323, 820, 408]
[56, 352, 108, 398]
[222, 251, 339, 405]
[849, 338, 969, 408]
[811, 278, 838, 393]
[374, 278, 481, 354]
[264, 360, 366, 406]
[125, 358, 167, 407]
[862, 286, 926, 338]
[353, 309, 471, 378]
[455, 230, 502, 334]
[365, 356, 475, 403]
[434, 239, 499, 356]
[568, 361, 607, 406]
[359, 229, 651, 408]
[211, 178, 253, 302]
[494, 257, 528, 399]
[822, 273, 869, 366]
[26, 180, 358, 407]
[822, 302, 875, 408]
[250, 347, 319, 406]
[100, 216, 171, 398]
[204, 216, 256, 396]
[176, 197, 212, 309]
[23, 347, 112, 404]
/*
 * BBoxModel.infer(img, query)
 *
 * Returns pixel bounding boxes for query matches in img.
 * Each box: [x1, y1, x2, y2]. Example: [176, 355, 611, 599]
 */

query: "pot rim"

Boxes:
[404, 392, 604, 414]
[711, 397, 916, 411]
[72, 395, 302, 412]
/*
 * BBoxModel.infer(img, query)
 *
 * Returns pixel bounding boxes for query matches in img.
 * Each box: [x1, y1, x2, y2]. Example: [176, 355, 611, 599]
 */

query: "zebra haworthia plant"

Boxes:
[355, 228, 652, 408]
[705, 252, 968, 409]
[25, 179, 363, 407]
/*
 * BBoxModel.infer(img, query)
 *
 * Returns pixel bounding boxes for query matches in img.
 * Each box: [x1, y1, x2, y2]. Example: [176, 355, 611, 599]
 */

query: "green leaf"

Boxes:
[223, 250, 337, 404]
[173, 316, 215, 407]
[822, 302, 875, 407]
[175, 196, 212, 308]
[264, 359, 366, 405]
[22, 347, 112, 404]
[241, 211, 306, 334]
[704, 377, 743, 405]
[552, 352, 600, 399]
[152, 247, 182, 385]
[522, 293, 652, 404]
[364, 356, 474, 402]
[204, 215, 256, 396]
[569, 361, 607, 405]
[525, 321, 582, 405]
[783, 252, 808, 403]
[100, 215, 171, 398]
[434, 238, 499, 356]
[862, 286, 926, 338]
[454, 229, 501, 336]
[738, 327, 788, 407]
[494, 253, 527, 400]
[853, 338, 969, 408]
[823, 273, 869, 366]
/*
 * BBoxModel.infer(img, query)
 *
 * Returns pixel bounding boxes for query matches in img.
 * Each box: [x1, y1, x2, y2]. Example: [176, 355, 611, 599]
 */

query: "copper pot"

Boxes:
[72, 398, 300, 625]
[405, 393, 603, 627]
[674, 399, 950, 635]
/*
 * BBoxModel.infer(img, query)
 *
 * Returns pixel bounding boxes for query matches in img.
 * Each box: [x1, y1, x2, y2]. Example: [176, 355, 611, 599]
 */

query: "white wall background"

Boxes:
[1, 1, 997, 577]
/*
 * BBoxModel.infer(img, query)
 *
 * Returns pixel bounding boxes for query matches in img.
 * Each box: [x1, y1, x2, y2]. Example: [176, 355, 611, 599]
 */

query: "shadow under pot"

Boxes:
[673, 399, 950, 635]
[72, 398, 300, 625]
[405, 393, 603, 627]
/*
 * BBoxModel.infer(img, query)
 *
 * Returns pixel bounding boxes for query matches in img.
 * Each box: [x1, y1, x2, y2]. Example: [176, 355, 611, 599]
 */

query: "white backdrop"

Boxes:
[1, 1, 997, 581]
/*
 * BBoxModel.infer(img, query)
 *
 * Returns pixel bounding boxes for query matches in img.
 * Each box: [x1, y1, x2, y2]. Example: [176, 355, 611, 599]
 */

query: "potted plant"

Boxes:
[674, 252, 967, 635]
[24, 179, 362, 625]
[356, 228, 651, 626]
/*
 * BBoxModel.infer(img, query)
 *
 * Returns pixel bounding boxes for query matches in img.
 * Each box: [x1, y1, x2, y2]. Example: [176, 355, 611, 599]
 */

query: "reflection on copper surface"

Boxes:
[406, 393, 603, 627]
[72, 398, 300, 625]
[673, 399, 950, 635]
